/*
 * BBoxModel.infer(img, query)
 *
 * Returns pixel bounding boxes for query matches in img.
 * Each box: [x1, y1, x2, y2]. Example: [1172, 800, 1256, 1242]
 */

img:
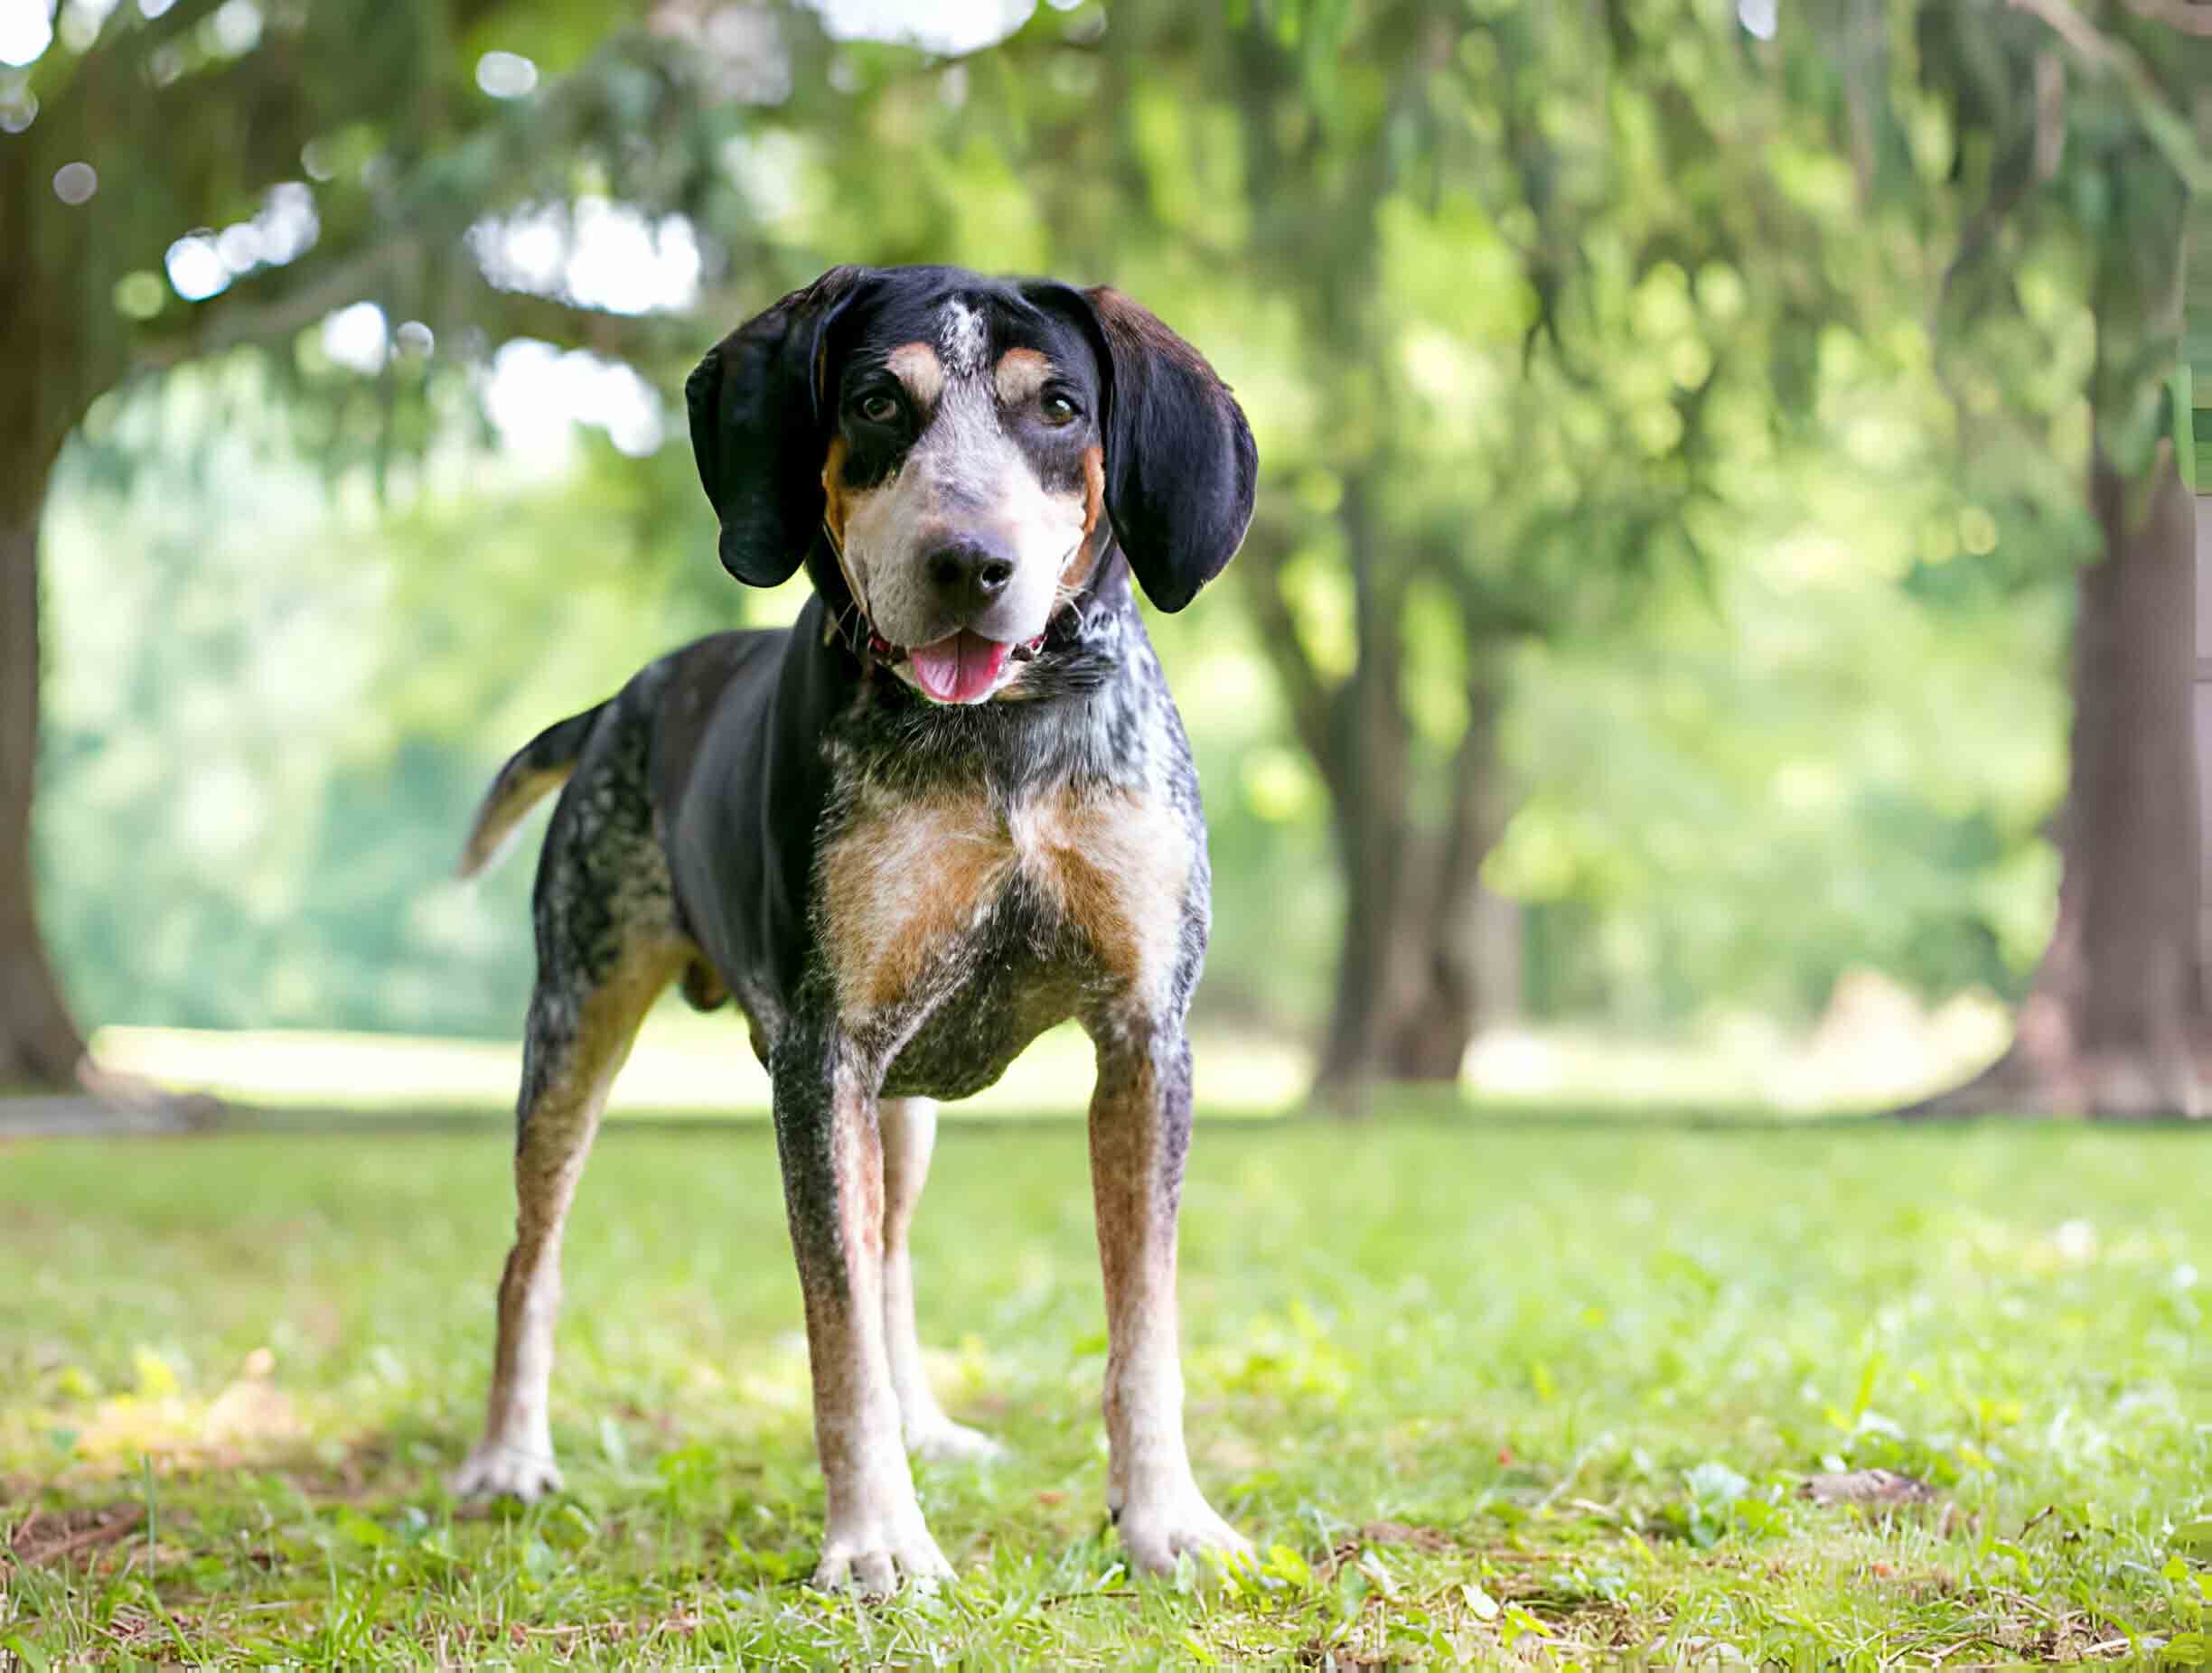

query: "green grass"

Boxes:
[3, 1114, 2208, 1667]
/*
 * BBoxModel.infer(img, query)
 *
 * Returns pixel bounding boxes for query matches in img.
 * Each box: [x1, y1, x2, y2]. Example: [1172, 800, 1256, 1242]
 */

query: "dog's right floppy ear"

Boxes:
[1029, 284, 1257, 613]
[685, 266, 871, 587]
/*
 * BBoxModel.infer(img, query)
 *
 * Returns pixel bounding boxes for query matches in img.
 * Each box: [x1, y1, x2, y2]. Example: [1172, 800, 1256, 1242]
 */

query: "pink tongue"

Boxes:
[908, 631, 1011, 703]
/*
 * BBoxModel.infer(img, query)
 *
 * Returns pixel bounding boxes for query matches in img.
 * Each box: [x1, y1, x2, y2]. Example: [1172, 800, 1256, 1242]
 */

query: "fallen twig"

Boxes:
[8, 1504, 146, 1568]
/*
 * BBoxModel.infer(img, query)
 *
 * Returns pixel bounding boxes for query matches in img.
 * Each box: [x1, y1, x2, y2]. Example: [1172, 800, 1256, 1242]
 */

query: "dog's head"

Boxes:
[685, 265, 1256, 704]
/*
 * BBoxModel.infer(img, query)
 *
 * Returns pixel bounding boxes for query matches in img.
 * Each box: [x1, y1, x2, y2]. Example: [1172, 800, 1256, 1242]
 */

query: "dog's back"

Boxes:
[459, 628, 788, 883]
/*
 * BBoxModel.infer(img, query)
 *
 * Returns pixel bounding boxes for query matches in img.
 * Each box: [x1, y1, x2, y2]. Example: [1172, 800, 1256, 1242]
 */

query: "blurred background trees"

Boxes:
[2, 0, 709, 1083]
[5, 0, 2206, 1115]
[1802, 0, 2212, 1116]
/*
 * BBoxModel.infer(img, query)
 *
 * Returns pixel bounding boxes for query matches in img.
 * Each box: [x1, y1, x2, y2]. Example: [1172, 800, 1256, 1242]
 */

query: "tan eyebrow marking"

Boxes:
[993, 347, 1053, 406]
[886, 341, 945, 408]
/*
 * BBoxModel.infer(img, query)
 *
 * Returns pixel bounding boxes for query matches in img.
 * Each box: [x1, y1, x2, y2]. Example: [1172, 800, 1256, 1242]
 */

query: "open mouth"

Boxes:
[866, 628, 1047, 704]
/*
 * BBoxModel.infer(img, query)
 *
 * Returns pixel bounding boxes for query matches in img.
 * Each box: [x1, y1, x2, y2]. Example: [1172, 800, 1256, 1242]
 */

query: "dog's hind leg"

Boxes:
[879, 1097, 1004, 1464]
[451, 941, 680, 1502]
[452, 696, 687, 1504]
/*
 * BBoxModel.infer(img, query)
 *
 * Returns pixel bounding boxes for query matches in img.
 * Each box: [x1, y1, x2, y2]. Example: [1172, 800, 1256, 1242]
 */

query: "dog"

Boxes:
[447, 265, 1258, 1594]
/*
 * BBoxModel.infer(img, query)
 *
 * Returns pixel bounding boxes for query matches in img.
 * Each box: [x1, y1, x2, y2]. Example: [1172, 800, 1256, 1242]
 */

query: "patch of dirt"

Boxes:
[1298, 1545, 1641, 1669]
[1800, 1468, 1935, 1507]
[220, 1433, 413, 1506]
[1314, 1519, 1458, 1581]
[6, 1502, 145, 1568]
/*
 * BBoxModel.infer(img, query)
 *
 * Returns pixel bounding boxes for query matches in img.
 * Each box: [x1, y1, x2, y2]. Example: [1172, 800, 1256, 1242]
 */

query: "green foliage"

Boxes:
[35, 379, 1351, 1034]
[36, 371, 736, 1037]
[32, 0, 2153, 1040]
[24, 0, 2208, 1043]
[1798, 0, 2209, 481]
[38, 362, 2072, 1033]
[3, 1115, 2207, 1660]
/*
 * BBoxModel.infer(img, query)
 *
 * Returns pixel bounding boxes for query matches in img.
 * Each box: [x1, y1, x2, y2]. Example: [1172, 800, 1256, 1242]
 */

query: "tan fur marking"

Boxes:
[515, 942, 688, 1223]
[1062, 444, 1109, 591]
[460, 765, 574, 880]
[821, 435, 852, 549]
[818, 778, 1194, 1016]
[1015, 789, 1193, 1001]
[822, 790, 1015, 1016]
[467, 936, 688, 1493]
[993, 347, 1053, 407]
[680, 959, 727, 1010]
[821, 785, 1190, 1019]
[1088, 1049, 1166, 1369]
[886, 341, 945, 410]
[1084, 1041, 1196, 1542]
[831, 1076, 886, 1263]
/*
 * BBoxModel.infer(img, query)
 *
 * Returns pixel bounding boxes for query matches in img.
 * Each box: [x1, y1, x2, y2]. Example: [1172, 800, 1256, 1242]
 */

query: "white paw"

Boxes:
[812, 1506, 954, 1596]
[907, 1417, 1006, 1466]
[1114, 1482, 1252, 1578]
[449, 1442, 564, 1503]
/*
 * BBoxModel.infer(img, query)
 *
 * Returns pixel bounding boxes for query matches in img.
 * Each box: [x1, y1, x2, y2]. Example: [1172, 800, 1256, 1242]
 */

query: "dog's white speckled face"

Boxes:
[687, 264, 1259, 665]
[821, 294, 1108, 704]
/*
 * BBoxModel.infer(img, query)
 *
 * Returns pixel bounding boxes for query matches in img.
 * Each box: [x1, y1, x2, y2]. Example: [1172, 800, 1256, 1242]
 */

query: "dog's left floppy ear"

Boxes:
[1033, 285, 1257, 612]
[686, 266, 872, 586]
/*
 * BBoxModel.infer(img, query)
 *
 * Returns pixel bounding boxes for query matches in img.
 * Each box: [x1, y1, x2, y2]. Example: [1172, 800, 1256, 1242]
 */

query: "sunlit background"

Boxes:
[7, 3, 2212, 1660]
[5, 0, 2207, 1119]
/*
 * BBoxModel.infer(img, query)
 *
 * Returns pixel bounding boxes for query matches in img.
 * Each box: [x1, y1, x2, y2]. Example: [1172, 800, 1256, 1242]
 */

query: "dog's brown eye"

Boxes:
[1040, 392, 1079, 426]
[858, 392, 902, 425]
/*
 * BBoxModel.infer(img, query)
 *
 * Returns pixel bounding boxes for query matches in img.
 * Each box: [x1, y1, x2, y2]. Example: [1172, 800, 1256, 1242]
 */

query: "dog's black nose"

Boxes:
[925, 537, 1016, 613]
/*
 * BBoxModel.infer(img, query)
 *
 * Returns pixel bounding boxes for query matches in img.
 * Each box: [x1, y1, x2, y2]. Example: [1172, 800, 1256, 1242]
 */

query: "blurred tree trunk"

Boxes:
[0, 1, 722, 1101]
[1912, 447, 2207, 1117]
[1193, 2, 1528, 1108]
[1, 99, 94, 1093]
[1246, 477, 1519, 1108]
[1381, 685, 1521, 1080]
[1309, 694, 1522, 1096]
[0, 467, 89, 1091]
[1911, 135, 2207, 1120]
[1314, 477, 1415, 1097]
[1317, 702, 1517, 1097]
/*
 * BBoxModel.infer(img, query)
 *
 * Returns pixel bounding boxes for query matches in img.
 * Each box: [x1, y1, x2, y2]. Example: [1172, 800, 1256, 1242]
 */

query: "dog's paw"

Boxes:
[812, 1508, 954, 1597]
[449, 1443, 564, 1503]
[1113, 1483, 1253, 1579]
[907, 1417, 1006, 1466]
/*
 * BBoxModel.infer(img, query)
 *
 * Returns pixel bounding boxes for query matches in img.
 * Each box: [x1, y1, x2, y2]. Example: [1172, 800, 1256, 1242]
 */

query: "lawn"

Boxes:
[3, 1113, 2208, 1667]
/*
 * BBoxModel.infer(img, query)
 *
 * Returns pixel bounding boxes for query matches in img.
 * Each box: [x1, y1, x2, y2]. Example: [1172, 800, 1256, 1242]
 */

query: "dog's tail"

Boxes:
[456, 700, 611, 881]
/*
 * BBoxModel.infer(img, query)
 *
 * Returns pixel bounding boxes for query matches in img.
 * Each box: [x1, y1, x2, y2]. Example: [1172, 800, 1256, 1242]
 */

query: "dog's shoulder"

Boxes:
[657, 598, 858, 1030]
[647, 627, 790, 819]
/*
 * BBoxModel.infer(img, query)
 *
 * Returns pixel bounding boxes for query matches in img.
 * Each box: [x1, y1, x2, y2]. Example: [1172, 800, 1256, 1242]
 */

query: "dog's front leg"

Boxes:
[772, 1023, 951, 1594]
[1086, 1021, 1252, 1575]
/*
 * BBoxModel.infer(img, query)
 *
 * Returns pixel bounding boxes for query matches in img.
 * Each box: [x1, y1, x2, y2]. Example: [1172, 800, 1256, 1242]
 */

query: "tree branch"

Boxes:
[131, 235, 694, 374]
[2008, 0, 2132, 62]
[2124, 0, 2212, 36]
[2006, 0, 2212, 188]
[1235, 538, 1351, 808]
[441, 277, 698, 367]
[131, 242, 421, 371]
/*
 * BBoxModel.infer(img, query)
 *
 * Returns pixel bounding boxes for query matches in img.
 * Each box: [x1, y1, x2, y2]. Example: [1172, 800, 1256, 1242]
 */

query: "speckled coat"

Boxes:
[446, 266, 1258, 1593]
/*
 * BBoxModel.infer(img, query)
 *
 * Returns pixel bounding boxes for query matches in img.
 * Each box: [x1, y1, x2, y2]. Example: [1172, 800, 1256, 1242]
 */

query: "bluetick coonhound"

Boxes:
[447, 265, 1258, 1594]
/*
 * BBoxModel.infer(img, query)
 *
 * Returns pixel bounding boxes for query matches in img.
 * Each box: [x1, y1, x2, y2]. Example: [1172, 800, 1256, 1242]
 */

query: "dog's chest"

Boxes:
[817, 777, 1194, 1096]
